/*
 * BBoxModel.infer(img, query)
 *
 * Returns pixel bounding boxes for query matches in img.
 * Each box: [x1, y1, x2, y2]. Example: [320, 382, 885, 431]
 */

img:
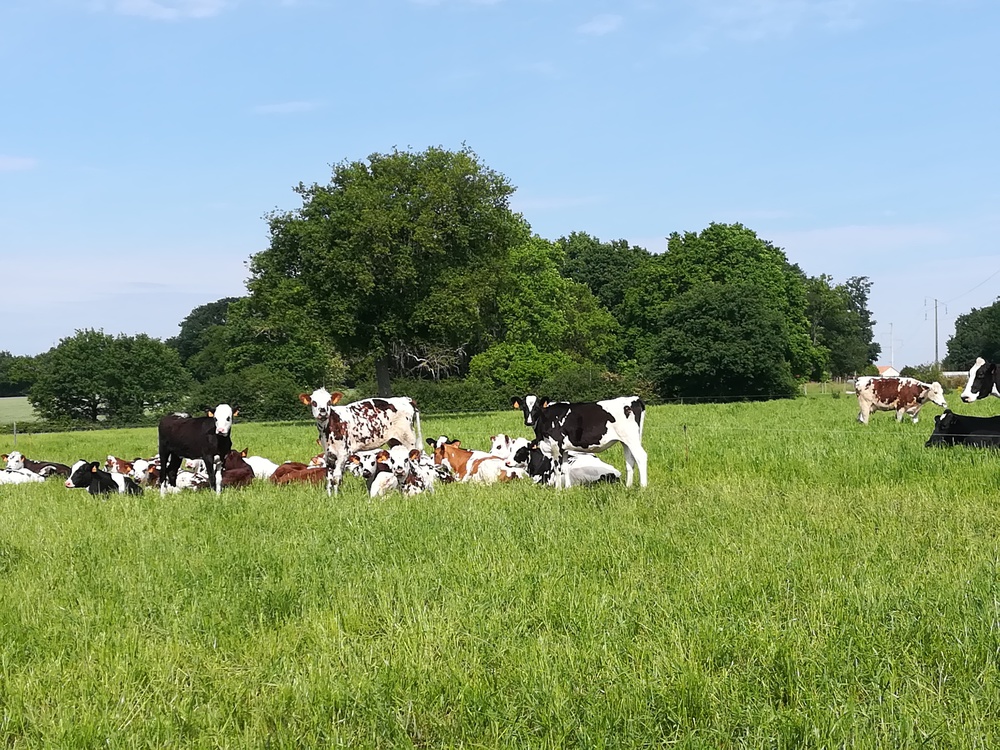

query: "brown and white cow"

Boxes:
[300, 389, 422, 496]
[426, 436, 524, 484]
[855, 376, 947, 425]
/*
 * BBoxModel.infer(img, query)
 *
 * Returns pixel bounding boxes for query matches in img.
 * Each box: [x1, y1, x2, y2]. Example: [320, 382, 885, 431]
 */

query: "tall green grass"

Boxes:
[2, 394, 1000, 747]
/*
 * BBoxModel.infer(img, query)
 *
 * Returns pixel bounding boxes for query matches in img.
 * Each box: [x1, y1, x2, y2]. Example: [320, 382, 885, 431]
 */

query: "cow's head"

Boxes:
[299, 388, 344, 421]
[4, 451, 24, 471]
[208, 403, 237, 435]
[511, 395, 548, 427]
[926, 381, 948, 408]
[65, 459, 90, 488]
[926, 410, 958, 447]
[426, 436, 459, 466]
[961, 358, 996, 403]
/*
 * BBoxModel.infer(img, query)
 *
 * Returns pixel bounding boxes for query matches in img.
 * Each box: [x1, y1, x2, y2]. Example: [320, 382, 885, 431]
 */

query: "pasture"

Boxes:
[0, 396, 36, 423]
[2, 394, 1000, 747]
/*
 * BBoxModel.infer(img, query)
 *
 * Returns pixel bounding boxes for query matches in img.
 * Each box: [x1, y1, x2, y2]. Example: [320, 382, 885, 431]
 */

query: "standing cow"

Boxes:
[854, 376, 947, 425]
[511, 395, 647, 488]
[157, 404, 237, 495]
[300, 389, 422, 496]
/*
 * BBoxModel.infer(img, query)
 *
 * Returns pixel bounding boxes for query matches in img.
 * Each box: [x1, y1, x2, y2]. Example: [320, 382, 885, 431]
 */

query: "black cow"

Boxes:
[925, 410, 1000, 448]
[511, 395, 648, 488]
[65, 460, 142, 495]
[158, 404, 237, 495]
[960, 358, 1000, 403]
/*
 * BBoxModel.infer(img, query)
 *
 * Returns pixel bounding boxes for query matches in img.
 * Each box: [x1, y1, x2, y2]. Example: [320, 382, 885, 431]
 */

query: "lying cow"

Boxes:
[427, 436, 524, 483]
[960, 358, 1000, 403]
[854, 376, 947, 425]
[925, 410, 1000, 448]
[510, 442, 621, 487]
[3, 451, 72, 478]
[65, 460, 143, 495]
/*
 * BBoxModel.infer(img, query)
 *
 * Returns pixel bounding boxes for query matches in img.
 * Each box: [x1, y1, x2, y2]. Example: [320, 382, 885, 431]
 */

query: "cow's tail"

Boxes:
[636, 398, 646, 438]
[411, 399, 423, 449]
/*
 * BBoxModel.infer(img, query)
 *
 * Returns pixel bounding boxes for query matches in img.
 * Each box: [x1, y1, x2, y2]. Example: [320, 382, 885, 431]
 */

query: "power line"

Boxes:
[944, 268, 1000, 305]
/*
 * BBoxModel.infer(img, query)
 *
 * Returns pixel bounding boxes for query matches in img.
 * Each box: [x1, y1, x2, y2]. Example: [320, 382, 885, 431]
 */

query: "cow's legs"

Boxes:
[161, 453, 182, 496]
[326, 454, 343, 497]
[204, 454, 220, 494]
[622, 442, 648, 488]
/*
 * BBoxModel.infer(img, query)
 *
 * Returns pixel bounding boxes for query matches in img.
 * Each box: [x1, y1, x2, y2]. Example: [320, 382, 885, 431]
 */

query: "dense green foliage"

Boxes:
[27, 330, 191, 424]
[3, 393, 997, 746]
[12, 148, 882, 414]
[944, 298, 1000, 369]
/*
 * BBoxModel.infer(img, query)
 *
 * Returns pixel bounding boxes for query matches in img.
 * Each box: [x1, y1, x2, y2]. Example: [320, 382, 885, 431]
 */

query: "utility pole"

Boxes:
[890, 322, 894, 369]
[934, 298, 939, 367]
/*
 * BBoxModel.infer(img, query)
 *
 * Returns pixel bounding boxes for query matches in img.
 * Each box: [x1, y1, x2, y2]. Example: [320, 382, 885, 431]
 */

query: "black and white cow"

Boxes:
[157, 404, 237, 496]
[925, 410, 1000, 448]
[510, 442, 621, 487]
[960, 358, 1000, 403]
[511, 395, 648, 488]
[65, 460, 143, 495]
[300, 388, 422, 496]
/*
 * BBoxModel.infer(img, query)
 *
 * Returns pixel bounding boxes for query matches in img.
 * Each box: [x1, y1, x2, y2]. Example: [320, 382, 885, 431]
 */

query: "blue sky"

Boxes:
[2, 0, 998, 369]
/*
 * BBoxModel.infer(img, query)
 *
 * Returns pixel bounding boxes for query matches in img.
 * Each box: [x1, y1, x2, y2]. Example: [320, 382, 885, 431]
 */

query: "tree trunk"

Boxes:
[375, 355, 393, 398]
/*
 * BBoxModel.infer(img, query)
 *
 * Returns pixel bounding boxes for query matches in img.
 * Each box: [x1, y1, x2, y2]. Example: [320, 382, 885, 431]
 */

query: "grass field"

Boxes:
[2, 393, 1000, 747]
[0, 396, 36, 423]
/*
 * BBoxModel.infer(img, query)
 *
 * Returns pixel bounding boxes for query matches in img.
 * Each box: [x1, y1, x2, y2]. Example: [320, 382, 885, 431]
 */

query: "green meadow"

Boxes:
[2, 393, 1000, 747]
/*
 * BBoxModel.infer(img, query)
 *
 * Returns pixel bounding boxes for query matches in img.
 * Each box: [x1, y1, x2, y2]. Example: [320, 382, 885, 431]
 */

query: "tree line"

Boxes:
[1, 144, 931, 426]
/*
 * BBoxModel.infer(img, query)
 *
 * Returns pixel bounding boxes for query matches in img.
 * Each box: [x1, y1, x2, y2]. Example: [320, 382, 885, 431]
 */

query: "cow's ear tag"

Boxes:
[207, 410, 214, 418]
[91, 465, 97, 473]
[233, 409, 239, 417]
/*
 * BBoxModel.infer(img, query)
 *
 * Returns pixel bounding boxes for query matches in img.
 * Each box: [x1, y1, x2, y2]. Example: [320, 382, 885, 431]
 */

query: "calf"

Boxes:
[960, 358, 1000, 403]
[220, 450, 255, 489]
[925, 410, 1000, 448]
[272, 466, 327, 485]
[0, 466, 44, 484]
[511, 442, 621, 487]
[157, 404, 237, 496]
[489, 434, 530, 461]
[3, 452, 72, 478]
[300, 389, 422, 496]
[426, 436, 523, 484]
[855, 376, 947, 424]
[104, 456, 133, 475]
[365, 449, 399, 498]
[511, 395, 648, 488]
[65, 460, 142, 495]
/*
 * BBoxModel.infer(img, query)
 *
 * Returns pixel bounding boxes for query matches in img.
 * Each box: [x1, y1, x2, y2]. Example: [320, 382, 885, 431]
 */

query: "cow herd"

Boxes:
[0, 390, 650, 494]
[5, 361, 1000, 491]
[857, 358, 1000, 449]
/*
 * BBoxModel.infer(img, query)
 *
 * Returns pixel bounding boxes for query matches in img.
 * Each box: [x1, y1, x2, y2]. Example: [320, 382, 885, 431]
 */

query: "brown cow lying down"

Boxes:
[426, 436, 524, 483]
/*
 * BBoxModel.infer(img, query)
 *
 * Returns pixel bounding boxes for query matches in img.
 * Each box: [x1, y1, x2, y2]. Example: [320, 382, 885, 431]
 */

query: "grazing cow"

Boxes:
[157, 404, 237, 496]
[3, 452, 72, 478]
[426, 436, 524, 484]
[925, 410, 1000, 448]
[510, 442, 621, 487]
[65, 460, 142, 495]
[960, 358, 1000, 403]
[302, 389, 422, 496]
[220, 450, 255, 489]
[511, 395, 648, 488]
[855, 376, 947, 425]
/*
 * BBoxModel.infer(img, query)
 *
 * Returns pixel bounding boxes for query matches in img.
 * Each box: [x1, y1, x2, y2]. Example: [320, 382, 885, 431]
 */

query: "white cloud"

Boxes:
[576, 13, 623, 36]
[0, 155, 37, 172]
[93, 0, 231, 20]
[690, 0, 862, 42]
[251, 100, 323, 115]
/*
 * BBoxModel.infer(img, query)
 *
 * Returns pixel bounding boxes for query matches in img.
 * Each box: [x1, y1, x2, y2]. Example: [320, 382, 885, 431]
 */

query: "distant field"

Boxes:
[4, 392, 1000, 745]
[0, 396, 36, 422]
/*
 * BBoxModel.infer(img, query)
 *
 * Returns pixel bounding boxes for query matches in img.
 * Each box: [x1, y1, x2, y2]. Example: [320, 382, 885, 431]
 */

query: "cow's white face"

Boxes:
[5, 451, 24, 471]
[927, 382, 948, 408]
[211, 403, 234, 435]
[961, 357, 988, 403]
